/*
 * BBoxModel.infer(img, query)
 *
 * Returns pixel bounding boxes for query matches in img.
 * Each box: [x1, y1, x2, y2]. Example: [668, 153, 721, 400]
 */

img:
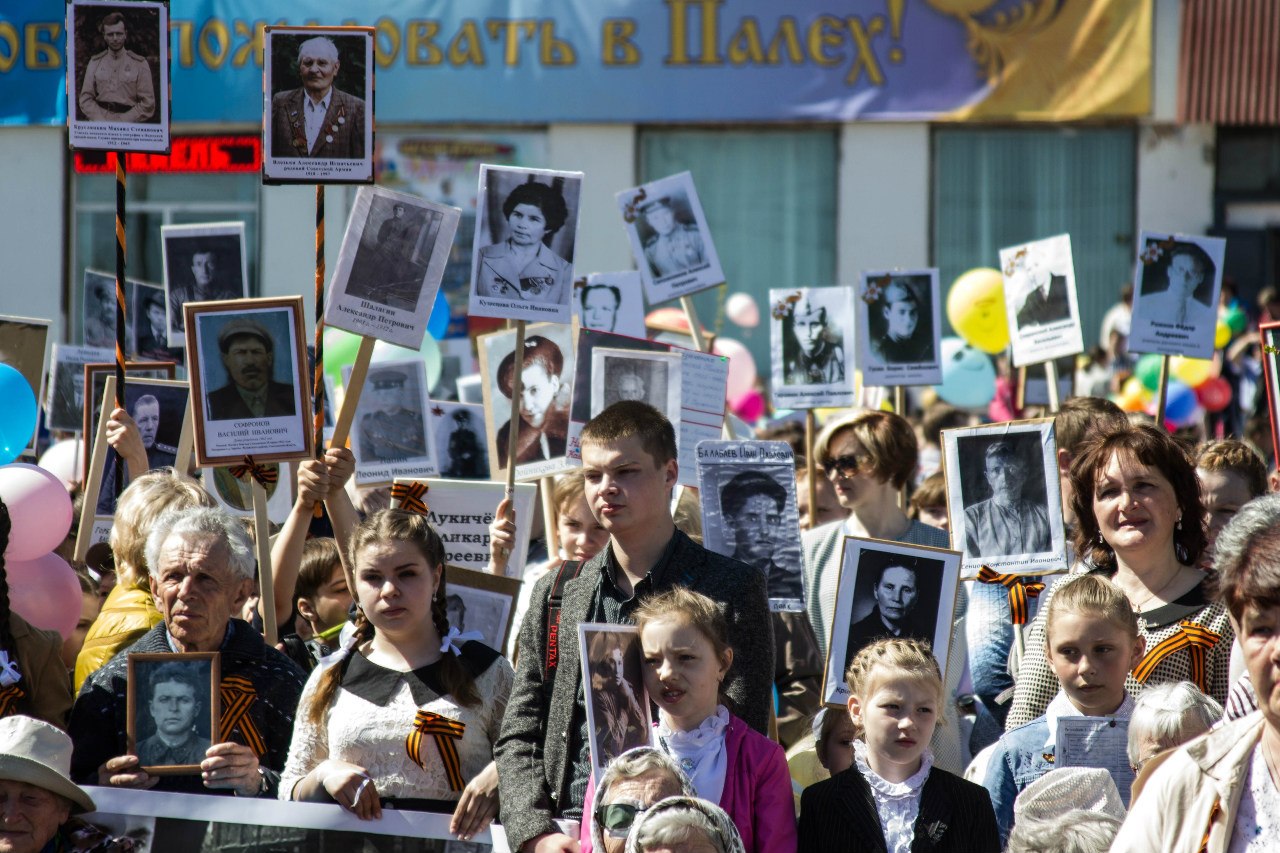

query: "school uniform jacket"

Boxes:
[798, 765, 1000, 853]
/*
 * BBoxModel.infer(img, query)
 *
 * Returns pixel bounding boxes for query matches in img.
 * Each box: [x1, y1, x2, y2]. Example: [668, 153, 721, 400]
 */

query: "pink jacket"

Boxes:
[580, 714, 797, 853]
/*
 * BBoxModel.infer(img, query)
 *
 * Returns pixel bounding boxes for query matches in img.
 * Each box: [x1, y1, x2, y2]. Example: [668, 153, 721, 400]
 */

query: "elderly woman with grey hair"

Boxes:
[1111, 493, 1280, 851]
[1127, 681, 1223, 776]
[624, 796, 747, 853]
[586, 747, 695, 853]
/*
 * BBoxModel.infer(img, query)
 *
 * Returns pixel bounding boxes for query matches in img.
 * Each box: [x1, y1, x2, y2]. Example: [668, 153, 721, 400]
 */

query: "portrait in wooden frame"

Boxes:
[127, 651, 220, 776]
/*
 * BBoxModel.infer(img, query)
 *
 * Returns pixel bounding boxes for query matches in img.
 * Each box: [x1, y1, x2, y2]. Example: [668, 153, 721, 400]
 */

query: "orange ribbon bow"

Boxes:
[229, 456, 279, 489]
[406, 710, 466, 790]
[390, 481, 429, 516]
[0, 685, 24, 718]
[219, 675, 266, 757]
[975, 566, 1046, 625]
[1133, 621, 1221, 693]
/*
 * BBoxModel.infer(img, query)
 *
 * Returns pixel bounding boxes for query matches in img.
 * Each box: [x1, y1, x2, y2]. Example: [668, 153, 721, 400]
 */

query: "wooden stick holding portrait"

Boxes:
[250, 475, 278, 646]
[329, 336, 376, 447]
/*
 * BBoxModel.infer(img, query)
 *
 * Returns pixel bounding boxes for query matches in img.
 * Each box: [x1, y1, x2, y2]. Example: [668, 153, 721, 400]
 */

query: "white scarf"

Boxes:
[656, 705, 730, 805]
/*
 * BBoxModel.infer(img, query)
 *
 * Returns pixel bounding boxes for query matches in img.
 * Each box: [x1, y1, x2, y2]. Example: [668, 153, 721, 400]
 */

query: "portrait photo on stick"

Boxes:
[347, 358, 436, 486]
[578, 623, 651, 783]
[82, 373, 185, 517]
[46, 343, 112, 434]
[855, 270, 942, 387]
[429, 401, 489, 480]
[616, 171, 724, 304]
[263, 25, 374, 184]
[67, 0, 170, 153]
[573, 272, 647, 338]
[770, 286, 855, 408]
[468, 164, 583, 324]
[1128, 231, 1226, 360]
[822, 537, 960, 706]
[942, 418, 1067, 575]
[999, 234, 1085, 368]
[442, 567, 521, 654]
[127, 652, 219, 775]
[161, 222, 249, 347]
[589, 348, 682, 422]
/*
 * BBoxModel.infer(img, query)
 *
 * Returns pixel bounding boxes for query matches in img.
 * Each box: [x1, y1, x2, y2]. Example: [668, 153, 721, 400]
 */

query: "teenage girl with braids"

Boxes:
[278, 509, 513, 842]
[0, 498, 74, 727]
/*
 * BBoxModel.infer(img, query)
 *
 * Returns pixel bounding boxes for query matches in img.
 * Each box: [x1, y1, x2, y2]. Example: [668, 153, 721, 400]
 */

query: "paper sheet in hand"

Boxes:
[1055, 716, 1134, 804]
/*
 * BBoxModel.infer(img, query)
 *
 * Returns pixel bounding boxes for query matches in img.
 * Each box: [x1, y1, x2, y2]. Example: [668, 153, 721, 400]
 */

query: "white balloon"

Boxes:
[37, 437, 83, 489]
[725, 292, 761, 328]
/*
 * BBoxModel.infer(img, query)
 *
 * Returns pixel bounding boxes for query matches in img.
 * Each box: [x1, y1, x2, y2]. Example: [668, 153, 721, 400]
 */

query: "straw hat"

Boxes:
[0, 716, 96, 813]
[1013, 767, 1125, 824]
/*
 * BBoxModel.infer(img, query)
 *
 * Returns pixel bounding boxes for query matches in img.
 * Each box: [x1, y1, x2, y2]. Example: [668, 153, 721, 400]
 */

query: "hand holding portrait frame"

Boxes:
[126, 652, 220, 776]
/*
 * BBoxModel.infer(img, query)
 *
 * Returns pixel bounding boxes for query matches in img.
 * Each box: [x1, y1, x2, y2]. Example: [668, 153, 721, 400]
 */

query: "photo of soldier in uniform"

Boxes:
[93, 380, 187, 516]
[127, 653, 217, 775]
[82, 271, 117, 349]
[771, 286, 855, 409]
[999, 234, 1085, 368]
[348, 360, 435, 486]
[47, 344, 112, 433]
[617, 171, 725, 304]
[429, 402, 488, 480]
[161, 223, 249, 345]
[579, 624, 650, 781]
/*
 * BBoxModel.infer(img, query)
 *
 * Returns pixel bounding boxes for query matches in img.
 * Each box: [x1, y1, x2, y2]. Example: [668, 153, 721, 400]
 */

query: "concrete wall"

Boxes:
[547, 124, 636, 275]
[0, 128, 66, 347]
[837, 123, 930, 281]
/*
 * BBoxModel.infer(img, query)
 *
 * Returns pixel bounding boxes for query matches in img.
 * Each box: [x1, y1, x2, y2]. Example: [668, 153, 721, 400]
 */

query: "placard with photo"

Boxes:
[0, 315, 50, 452]
[1000, 234, 1085, 368]
[428, 400, 489, 480]
[476, 322, 576, 482]
[46, 344, 112, 433]
[263, 25, 374, 184]
[1017, 357, 1076, 409]
[1128, 232, 1227, 360]
[161, 223, 249, 347]
[126, 652, 219, 775]
[578, 623, 651, 783]
[589, 348, 682, 426]
[443, 567, 521, 655]
[942, 418, 1067, 576]
[126, 279, 179, 361]
[346, 358, 436, 487]
[696, 440, 804, 612]
[66, 0, 170, 153]
[185, 297, 312, 466]
[82, 361, 177, 478]
[201, 464, 294, 525]
[822, 537, 962, 706]
[616, 171, 724, 304]
[390, 478, 537, 578]
[770, 286, 856, 408]
[573, 272, 647, 338]
[468, 165, 583, 324]
[325, 185, 461, 349]
[855, 270, 943, 387]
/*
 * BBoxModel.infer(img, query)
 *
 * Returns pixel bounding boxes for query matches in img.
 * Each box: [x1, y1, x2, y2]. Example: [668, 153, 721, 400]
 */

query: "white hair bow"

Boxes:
[439, 627, 485, 657]
[0, 651, 21, 687]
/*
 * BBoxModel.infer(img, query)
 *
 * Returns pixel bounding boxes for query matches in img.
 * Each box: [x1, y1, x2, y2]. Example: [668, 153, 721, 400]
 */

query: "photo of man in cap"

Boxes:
[77, 11, 156, 123]
[0, 716, 106, 853]
[720, 470, 803, 601]
[205, 318, 295, 421]
[269, 35, 366, 159]
[640, 196, 705, 279]
[784, 290, 845, 386]
[357, 367, 427, 462]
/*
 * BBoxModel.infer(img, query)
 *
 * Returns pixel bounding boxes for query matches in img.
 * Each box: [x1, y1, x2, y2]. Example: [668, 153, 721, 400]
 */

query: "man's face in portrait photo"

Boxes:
[727, 493, 782, 566]
[298, 40, 339, 99]
[615, 372, 645, 402]
[1168, 252, 1205, 300]
[874, 565, 918, 626]
[794, 304, 827, 357]
[644, 202, 676, 237]
[150, 678, 198, 740]
[102, 19, 127, 54]
[222, 335, 273, 393]
[883, 288, 919, 341]
[134, 397, 160, 449]
[985, 450, 1027, 506]
[191, 252, 216, 289]
[147, 300, 166, 334]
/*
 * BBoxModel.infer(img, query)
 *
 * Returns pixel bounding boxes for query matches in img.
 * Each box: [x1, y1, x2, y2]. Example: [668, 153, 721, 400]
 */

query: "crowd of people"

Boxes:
[3, 355, 1280, 852]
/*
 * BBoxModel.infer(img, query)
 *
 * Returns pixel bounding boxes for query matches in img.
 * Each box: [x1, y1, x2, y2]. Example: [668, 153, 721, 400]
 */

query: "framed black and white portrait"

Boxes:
[770, 286, 856, 408]
[822, 537, 961, 706]
[999, 234, 1085, 368]
[468, 165, 583, 325]
[126, 652, 219, 775]
[325, 186, 461, 349]
[695, 440, 805, 612]
[476, 322, 576, 482]
[390, 478, 537, 578]
[1129, 232, 1226, 360]
[855, 270, 943, 387]
[428, 401, 489, 480]
[66, 0, 170, 153]
[443, 566, 520, 654]
[185, 297, 312, 466]
[589, 348, 681, 421]
[616, 171, 724, 304]
[126, 279, 177, 361]
[262, 25, 374, 184]
[81, 361, 177, 481]
[161, 223, 249, 347]
[578, 623, 651, 783]
[573, 272, 647, 338]
[347, 358, 436, 487]
[941, 419, 1067, 575]
[46, 343, 112, 434]
[0, 315, 50, 452]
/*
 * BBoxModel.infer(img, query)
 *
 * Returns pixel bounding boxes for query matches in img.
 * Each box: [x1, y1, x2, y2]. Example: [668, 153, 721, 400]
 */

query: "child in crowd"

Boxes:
[279, 509, 513, 843]
[798, 638, 999, 853]
[282, 538, 352, 670]
[581, 587, 795, 853]
[908, 472, 948, 532]
[982, 574, 1144, 843]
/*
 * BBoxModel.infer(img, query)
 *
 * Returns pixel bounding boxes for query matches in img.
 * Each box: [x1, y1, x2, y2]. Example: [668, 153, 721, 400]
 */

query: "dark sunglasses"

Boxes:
[821, 453, 872, 478]
[596, 801, 654, 837]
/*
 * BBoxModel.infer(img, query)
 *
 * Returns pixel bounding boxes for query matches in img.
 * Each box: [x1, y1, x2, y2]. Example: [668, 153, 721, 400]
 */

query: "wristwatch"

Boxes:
[235, 766, 268, 797]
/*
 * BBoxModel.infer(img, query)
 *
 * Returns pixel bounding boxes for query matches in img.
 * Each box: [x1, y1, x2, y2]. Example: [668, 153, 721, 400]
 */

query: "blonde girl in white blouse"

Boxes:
[279, 509, 513, 842]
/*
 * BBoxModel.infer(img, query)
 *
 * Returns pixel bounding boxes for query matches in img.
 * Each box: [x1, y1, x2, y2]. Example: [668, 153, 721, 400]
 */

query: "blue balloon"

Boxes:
[0, 364, 37, 465]
[1162, 380, 1197, 424]
[932, 337, 996, 409]
[427, 289, 451, 340]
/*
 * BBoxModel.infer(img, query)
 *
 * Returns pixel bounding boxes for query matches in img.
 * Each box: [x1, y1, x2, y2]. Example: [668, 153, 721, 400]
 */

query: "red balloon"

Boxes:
[1196, 377, 1233, 413]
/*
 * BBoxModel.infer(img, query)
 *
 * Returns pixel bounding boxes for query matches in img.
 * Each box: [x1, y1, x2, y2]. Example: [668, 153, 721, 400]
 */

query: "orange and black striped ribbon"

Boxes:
[406, 710, 466, 790]
[390, 481, 429, 516]
[1133, 621, 1222, 693]
[974, 566, 1046, 625]
[0, 685, 24, 717]
[1199, 796, 1221, 853]
[311, 186, 326, 518]
[229, 456, 279, 488]
[113, 152, 127, 498]
[219, 675, 266, 756]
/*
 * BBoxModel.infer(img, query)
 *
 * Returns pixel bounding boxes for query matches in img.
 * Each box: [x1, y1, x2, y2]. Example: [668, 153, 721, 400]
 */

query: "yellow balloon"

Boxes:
[1215, 320, 1231, 349]
[1170, 356, 1214, 388]
[1122, 377, 1145, 399]
[947, 268, 1009, 354]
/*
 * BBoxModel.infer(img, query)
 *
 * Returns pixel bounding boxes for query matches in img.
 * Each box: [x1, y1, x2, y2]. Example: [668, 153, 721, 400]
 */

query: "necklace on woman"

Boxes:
[1125, 565, 1186, 612]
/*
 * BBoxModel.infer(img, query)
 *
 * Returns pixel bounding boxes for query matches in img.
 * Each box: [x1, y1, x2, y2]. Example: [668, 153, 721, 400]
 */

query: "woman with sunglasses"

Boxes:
[589, 748, 694, 853]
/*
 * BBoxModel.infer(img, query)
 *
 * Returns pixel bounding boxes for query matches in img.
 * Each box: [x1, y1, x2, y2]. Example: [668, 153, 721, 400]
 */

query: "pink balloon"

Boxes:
[729, 389, 766, 422]
[37, 438, 83, 490]
[7, 552, 80, 640]
[0, 464, 73, 561]
[725, 293, 760, 329]
[712, 337, 758, 401]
